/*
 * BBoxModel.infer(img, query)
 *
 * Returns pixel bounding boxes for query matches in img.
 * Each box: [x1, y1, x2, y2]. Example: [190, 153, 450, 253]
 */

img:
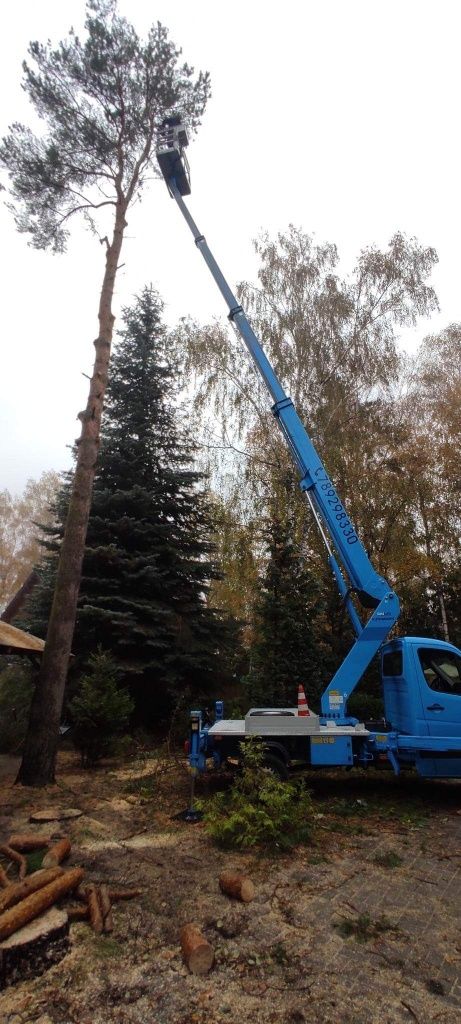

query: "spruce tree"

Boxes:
[245, 506, 327, 710]
[25, 287, 226, 723]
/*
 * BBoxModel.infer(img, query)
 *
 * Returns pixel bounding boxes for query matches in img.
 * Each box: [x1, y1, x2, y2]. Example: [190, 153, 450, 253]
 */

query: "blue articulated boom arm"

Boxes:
[156, 126, 400, 722]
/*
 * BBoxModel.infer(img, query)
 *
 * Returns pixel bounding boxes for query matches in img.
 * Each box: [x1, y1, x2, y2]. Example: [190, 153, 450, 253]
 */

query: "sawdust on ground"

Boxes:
[0, 751, 460, 1024]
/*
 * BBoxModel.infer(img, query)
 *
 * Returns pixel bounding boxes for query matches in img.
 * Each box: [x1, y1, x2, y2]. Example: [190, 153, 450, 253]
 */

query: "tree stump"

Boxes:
[218, 872, 255, 903]
[0, 908, 69, 988]
[29, 808, 82, 823]
[180, 923, 214, 975]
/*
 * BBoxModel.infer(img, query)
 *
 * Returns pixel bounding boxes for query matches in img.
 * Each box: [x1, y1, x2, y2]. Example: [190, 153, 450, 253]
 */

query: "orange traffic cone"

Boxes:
[298, 684, 310, 717]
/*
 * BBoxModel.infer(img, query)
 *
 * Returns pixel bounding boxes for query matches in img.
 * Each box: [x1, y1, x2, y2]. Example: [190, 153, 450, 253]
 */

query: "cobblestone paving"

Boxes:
[264, 813, 461, 1022]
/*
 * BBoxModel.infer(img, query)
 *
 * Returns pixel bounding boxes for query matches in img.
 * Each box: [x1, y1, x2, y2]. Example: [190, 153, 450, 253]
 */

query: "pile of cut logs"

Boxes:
[0, 834, 140, 938]
[0, 834, 140, 987]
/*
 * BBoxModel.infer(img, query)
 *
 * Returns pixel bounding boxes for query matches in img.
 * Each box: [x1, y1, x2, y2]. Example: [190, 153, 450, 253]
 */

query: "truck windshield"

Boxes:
[418, 649, 461, 696]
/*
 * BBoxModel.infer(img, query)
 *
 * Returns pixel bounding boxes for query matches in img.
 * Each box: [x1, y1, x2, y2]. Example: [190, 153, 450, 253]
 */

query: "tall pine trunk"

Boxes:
[17, 204, 127, 786]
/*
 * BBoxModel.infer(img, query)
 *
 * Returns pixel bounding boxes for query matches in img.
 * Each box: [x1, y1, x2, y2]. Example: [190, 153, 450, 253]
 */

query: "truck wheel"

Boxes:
[263, 754, 289, 781]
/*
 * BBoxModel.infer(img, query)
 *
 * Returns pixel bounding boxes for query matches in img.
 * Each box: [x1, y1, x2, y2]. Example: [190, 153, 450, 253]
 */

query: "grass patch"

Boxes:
[328, 798, 369, 818]
[374, 849, 403, 869]
[125, 777, 157, 798]
[270, 941, 289, 966]
[334, 912, 397, 943]
[91, 936, 124, 959]
[323, 819, 369, 836]
[26, 849, 47, 873]
[306, 852, 327, 864]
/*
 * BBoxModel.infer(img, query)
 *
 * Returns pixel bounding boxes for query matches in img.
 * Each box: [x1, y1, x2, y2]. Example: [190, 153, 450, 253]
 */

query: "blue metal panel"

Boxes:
[381, 639, 424, 734]
[310, 735, 353, 766]
[415, 756, 461, 778]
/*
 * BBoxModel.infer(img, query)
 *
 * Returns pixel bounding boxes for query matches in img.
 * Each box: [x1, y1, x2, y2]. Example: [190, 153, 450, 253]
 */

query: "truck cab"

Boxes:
[381, 637, 461, 739]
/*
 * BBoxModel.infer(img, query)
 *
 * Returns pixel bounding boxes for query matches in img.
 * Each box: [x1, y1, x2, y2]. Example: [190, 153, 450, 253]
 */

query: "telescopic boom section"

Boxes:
[156, 123, 400, 720]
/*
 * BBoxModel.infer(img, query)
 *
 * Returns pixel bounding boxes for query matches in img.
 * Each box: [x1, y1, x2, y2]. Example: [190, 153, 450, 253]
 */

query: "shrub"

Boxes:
[201, 738, 314, 851]
[0, 660, 34, 752]
[69, 648, 134, 767]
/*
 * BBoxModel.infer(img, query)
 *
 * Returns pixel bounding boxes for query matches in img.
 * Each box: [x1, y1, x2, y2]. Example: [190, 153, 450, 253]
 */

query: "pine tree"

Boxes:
[244, 505, 327, 710]
[3, 0, 210, 786]
[25, 287, 228, 723]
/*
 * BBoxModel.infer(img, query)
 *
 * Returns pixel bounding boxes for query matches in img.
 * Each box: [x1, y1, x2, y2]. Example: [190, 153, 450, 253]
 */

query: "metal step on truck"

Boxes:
[156, 119, 461, 783]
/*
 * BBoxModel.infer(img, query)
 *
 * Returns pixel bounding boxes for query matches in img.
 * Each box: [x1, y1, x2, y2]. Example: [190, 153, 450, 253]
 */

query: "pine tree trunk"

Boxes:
[17, 205, 127, 786]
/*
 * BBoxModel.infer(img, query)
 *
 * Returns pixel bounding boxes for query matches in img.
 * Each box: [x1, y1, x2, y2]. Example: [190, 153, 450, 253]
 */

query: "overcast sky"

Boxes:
[0, 0, 459, 495]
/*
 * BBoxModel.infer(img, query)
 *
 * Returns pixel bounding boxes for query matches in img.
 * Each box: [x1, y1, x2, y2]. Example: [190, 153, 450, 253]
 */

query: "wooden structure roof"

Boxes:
[0, 621, 45, 654]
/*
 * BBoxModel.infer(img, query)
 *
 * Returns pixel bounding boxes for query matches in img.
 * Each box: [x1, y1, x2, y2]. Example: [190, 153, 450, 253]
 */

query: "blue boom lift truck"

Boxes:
[156, 119, 461, 783]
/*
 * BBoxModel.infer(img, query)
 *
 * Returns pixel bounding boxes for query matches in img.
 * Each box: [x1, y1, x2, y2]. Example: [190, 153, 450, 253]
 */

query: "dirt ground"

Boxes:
[0, 751, 460, 1024]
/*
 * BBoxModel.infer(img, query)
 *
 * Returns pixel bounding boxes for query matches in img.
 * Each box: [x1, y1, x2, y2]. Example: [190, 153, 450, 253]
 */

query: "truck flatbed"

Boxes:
[208, 717, 370, 738]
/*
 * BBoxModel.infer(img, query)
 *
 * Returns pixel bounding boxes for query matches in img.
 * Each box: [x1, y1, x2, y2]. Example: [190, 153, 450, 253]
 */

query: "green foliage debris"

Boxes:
[201, 738, 314, 851]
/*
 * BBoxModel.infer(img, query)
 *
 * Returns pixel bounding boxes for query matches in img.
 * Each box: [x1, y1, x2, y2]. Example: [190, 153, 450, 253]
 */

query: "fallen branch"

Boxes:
[401, 1000, 421, 1024]
[76, 885, 142, 903]
[0, 866, 10, 889]
[107, 887, 143, 901]
[86, 884, 103, 934]
[0, 845, 27, 881]
[98, 884, 113, 934]
[0, 867, 84, 941]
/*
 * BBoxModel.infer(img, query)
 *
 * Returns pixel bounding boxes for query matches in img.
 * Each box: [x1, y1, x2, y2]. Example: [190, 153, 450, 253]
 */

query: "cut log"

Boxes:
[76, 885, 142, 903]
[0, 868, 65, 916]
[8, 835, 51, 852]
[29, 808, 82, 823]
[42, 838, 71, 868]
[86, 885, 103, 935]
[0, 869, 64, 915]
[67, 903, 89, 922]
[98, 884, 113, 933]
[218, 872, 255, 903]
[0, 908, 69, 989]
[0, 867, 84, 941]
[107, 887, 142, 902]
[0, 846, 26, 881]
[180, 923, 214, 975]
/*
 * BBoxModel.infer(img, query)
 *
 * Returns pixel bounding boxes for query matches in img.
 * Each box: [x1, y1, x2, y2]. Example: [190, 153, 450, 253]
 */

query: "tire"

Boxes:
[263, 754, 289, 781]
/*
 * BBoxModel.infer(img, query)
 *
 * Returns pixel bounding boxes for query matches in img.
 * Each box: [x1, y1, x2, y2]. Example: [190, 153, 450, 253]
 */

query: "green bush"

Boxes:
[201, 738, 314, 851]
[0, 660, 34, 753]
[69, 648, 134, 767]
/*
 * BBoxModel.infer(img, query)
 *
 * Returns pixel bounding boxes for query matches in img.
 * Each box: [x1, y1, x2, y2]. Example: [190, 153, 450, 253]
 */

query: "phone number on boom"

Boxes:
[314, 469, 358, 545]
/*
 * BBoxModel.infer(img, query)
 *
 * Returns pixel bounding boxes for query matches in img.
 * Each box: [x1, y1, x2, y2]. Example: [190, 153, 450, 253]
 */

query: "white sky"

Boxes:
[0, 0, 460, 494]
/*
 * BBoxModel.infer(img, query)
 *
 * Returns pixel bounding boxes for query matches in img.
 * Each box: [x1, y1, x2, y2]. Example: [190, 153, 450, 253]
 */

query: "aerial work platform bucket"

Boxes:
[156, 116, 191, 196]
